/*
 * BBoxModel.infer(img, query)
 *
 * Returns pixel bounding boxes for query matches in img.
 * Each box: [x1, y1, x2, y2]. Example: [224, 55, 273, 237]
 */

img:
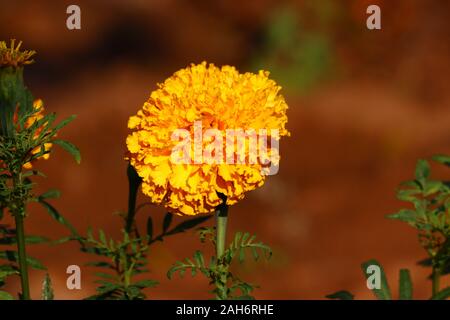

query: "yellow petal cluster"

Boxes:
[20, 99, 52, 169]
[0, 39, 35, 67]
[126, 62, 289, 216]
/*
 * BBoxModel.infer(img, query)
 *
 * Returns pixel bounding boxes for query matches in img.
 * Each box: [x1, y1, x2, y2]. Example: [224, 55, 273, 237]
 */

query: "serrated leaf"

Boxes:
[399, 269, 413, 300]
[52, 139, 81, 164]
[193, 250, 205, 268]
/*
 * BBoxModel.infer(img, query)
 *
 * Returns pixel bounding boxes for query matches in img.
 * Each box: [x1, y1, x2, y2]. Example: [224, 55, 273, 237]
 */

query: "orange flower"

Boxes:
[126, 62, 289, 216]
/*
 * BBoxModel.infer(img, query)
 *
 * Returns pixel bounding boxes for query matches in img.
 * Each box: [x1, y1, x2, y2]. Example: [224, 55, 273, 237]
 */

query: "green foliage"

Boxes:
[399, 269, 413, 300]
[387, 157, 449, 291]
[328, 155, 449, 300]
[81, 212, 211, 300]
[168, 228, 271, 300]
[0, 65, 34, 137]
[81, 164, 211, 300]
[81, 228, 155, 300]
[0, 290, 13, 300]
[41, 273, 54, 300]
[0, 57, 80, 299]
[250, 4, 334, 94]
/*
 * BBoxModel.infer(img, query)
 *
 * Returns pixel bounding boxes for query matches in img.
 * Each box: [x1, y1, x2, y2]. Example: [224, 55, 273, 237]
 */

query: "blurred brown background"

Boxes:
[1, 0, 449, 299]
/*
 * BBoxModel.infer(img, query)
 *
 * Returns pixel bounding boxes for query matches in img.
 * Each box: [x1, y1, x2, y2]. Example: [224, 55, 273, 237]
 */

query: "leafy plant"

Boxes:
[0, 40, 80, 299]
[80, 165, 211, 300]
[328, 155, 450, 300]
[168, 220, 272, 300]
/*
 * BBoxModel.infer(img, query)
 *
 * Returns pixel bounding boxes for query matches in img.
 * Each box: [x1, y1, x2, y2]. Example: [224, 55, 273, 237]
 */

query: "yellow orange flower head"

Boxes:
[20, 99, 52, 169]
[126, 62, 289, 216]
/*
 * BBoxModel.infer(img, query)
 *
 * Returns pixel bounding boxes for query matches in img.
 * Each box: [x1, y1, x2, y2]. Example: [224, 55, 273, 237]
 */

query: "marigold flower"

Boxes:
[126, 62, 289, 215]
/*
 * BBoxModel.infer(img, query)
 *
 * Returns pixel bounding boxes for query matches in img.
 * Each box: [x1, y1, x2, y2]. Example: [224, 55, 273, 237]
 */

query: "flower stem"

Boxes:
[215, 202, 228, 259]
[432, 267, 440, 297]
[14, 213, 30, 300]
[215, 201, 229, 300]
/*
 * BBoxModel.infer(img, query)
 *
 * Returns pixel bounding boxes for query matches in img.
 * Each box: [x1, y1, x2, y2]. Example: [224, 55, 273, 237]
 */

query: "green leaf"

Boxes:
[326, 290, 354, 300]
[387, 209, 419, 225]
[0, 235, 50, 245]
[0, 251, 47, 270]
[94, 272, 116, 280]
[167, 260, 194, 280]
[431, 287, 450, 300]
[0, 268, 18, 280]
[193, 250, 205, 268]
[239, 247, 245, 263]
[424, 181, 442, 196]
[415, 159, 430, 184]
[99, 230, 107, 246]
[53, 115, 76, 132]
[52, 139, 81, 164]
[85, 261, 115, 269]
[22, 170, 46, 178]
[38, 189, 61, 200]
[41, 273, 54, 300]
[361, 259, 391, 300]
[432, 154, 450, 167]
[0, 291, 13, 300]
[399, 269, 413, 300]
[133, 279, 158, 288]
[38, 200, 79, 237]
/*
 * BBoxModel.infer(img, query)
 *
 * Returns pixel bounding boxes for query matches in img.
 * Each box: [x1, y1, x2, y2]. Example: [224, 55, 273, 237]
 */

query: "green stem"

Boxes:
[14, 213, 30, 300]
[215, 202, 228, 259]
[432, 267, 440, 297]
[215, 201, 229, 300]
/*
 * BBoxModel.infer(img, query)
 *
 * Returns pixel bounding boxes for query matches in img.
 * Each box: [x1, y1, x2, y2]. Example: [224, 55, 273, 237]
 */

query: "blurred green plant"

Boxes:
[250, 3, 336, 94]
[0, 40, 80, 300]
[328, 155, 450, 300]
